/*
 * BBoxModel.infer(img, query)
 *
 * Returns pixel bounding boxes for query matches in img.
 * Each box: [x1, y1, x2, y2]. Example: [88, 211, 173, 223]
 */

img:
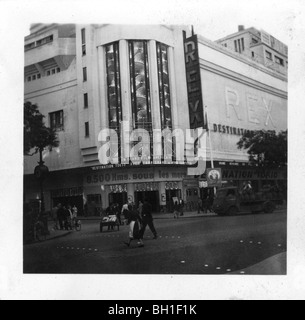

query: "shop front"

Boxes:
[134, 182, 160, 212]
[199, 162, 287, 200]
[83, 166, 188, 213]
[51, 187, 84, 213]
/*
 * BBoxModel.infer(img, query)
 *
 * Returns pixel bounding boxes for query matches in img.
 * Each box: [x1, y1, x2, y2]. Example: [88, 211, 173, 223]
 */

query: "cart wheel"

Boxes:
[76, 222, 82, 231]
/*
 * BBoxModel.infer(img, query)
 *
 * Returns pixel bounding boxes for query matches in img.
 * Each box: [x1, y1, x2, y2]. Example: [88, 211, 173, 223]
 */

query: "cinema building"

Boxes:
[24, 24, 287, 215]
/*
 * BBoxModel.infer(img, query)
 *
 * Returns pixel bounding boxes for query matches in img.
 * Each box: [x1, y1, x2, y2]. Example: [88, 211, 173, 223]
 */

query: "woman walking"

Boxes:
[124, 204, 144, 248]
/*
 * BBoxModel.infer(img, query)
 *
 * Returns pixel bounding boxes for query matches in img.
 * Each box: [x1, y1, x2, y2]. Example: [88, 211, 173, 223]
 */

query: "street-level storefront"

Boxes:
[199, 161, 287, 200]
[83, 165, 194, 213]
[24, 169, 85, 215]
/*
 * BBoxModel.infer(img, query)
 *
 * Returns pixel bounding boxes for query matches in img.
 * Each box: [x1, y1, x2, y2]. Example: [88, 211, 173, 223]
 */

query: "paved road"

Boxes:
[23, 211, 287, 274]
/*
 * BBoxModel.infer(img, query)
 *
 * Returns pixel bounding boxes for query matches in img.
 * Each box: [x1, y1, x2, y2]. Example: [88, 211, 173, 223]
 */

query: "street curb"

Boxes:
[47, 208, 286, 222]
[73, 214, 217, 221]
[45, 230, 73, 242]
[24, 231, 73, 246]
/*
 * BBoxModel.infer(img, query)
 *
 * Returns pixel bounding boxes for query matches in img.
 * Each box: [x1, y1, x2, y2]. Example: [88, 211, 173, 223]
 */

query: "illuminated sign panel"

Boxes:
[184, 34, 204, 129]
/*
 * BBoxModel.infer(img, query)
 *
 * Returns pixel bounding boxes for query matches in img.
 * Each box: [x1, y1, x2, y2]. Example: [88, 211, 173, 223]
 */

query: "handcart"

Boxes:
[100, 215, 120, 232]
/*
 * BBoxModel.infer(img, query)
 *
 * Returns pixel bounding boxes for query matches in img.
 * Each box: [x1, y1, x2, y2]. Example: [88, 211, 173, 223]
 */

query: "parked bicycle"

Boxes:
[71, 218, 82, 231]
[34, 218, 47, 242]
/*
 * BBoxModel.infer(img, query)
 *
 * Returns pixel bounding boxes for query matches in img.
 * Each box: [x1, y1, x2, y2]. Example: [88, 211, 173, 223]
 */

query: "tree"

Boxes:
[24, 101, 59, 157]
[24, 101, 59, 230]
[237, 130, 287, 168]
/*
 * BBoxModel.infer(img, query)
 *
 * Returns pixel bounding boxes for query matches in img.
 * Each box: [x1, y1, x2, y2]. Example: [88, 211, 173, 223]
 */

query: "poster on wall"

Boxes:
[207, 168, 222, 187]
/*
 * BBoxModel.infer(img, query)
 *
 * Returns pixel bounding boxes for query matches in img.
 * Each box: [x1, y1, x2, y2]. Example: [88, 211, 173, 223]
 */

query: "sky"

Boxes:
[1, 0, 301, 45]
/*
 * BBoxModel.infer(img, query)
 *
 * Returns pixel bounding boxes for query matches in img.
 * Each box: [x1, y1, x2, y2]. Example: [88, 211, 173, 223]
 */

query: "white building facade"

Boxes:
[24, 24, 288, 215]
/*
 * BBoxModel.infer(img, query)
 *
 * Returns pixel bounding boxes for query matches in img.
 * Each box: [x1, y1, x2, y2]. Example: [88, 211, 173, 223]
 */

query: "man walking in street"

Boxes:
[139, 199, 158, 240]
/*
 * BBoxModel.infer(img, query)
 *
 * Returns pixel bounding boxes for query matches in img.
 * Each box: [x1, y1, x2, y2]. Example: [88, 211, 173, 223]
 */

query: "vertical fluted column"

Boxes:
[119, 40, 132, 161]
[148, 40, 162, 162]
[148, 40, 162, 131]
[97, 45, 108, 130]
[168, 46, 179, 130]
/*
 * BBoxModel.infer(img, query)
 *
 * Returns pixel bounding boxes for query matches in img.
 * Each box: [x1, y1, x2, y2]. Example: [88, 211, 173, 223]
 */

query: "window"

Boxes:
[52, 69, 56, 75]
[47, 70, 51, 76]
[85, 122, 90, 137]
[266, 50, 273, 60]
[50, 111, 64, 131]
[56, 67, 61, 73]
[129, 40, 151, 129]
[234, 40, 238, 52]
[251, 37, 259, 45]
[27, 76, 31, 82]
[84, 93, 89, 109]
[235, 38, 245, 53]
[37, 74, 41, 79]
[24, 35, 53, 51]
[105, 42, 122, 129]
[32, 75, 36, 81]
[275, 56, 284, 66]
[24, 42, 35, 51]
[83, 67, 87, 82]
[252, 51, 255, 58]
[238, 39, 241, 52]
[157, 42, 172, 130]
[81, 28, 86, 56]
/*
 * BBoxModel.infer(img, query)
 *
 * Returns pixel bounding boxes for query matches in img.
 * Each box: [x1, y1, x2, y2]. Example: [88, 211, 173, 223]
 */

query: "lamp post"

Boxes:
[34, 148, 49, 235]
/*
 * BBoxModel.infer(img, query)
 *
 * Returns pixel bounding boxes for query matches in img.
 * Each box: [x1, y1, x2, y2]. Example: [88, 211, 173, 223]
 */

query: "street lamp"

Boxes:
[34, 148, 49, 234]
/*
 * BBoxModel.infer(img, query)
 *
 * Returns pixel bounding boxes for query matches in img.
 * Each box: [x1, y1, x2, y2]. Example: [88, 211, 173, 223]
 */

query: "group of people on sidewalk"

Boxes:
[122, 199, 158, 248]
[51, 204, 78, 231]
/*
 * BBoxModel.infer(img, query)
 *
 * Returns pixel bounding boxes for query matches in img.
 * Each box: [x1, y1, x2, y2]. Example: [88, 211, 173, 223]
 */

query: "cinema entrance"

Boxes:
[108, 184, 128, 210]
[51, 187, 84, 215]
[134, 182, 160, 212]
[165, 188, 182, 213]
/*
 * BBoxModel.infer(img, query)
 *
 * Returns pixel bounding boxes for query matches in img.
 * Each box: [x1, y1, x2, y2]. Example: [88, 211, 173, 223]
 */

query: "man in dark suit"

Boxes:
[139, 199, 158, 240]
[57, 203, 65, 230]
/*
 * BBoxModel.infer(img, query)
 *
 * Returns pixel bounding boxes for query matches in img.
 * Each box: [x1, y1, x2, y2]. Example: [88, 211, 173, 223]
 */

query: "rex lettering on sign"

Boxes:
[184, 33, 204, 129]
[225, 86, 278, 129]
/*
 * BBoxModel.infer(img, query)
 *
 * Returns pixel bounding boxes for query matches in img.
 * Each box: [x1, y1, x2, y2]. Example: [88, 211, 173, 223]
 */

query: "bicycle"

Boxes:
[34, 219, 47, 242]
[72, 218, 82, 231]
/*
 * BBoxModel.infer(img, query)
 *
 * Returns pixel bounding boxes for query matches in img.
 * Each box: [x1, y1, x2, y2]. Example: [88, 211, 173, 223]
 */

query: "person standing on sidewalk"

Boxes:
[51, 204, 59, 229]
[173, 201, 180, 219]
[139, 199, 158, 240]
[197, 198, 203, 214]
[57, 204, 65, 230]
[179, 198, 184, 216]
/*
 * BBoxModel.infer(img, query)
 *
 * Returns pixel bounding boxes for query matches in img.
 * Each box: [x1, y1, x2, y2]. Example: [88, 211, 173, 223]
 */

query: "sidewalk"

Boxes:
[153, 211, 217, 219]
[69, 207, 286, 221]
[62, 211, 217, 221]
[231, 252, 287, 275]
[43, 226, 72, 242]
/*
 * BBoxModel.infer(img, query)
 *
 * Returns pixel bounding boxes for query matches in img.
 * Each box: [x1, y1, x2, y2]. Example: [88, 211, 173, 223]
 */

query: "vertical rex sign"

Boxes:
[184, 32, 204, 129]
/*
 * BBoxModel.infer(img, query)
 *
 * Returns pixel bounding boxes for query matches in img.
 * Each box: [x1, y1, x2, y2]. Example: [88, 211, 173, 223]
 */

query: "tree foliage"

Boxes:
[24, 101, 59, 156]
[237, 130, 287, 168]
